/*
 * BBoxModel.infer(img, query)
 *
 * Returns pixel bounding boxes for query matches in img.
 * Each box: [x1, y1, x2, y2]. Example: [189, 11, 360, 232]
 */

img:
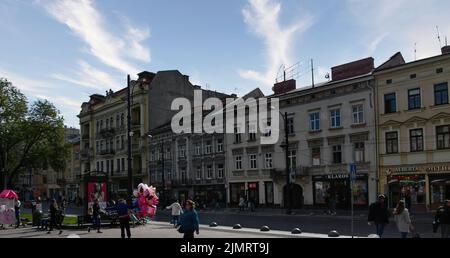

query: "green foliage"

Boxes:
[0, 78, 69, 187]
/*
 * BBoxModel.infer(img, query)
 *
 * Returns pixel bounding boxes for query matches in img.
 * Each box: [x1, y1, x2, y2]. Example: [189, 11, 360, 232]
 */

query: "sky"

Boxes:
[1, 0, 449, 128]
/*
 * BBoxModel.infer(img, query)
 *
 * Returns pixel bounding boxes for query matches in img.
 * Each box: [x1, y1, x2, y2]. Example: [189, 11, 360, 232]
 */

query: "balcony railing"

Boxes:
[99, 149, 116, 156]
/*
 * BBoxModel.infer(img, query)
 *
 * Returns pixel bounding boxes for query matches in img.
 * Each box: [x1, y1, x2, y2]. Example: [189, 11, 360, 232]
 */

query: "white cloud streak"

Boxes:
[40, 0, 150, 75]
[239, 0, 313, 88]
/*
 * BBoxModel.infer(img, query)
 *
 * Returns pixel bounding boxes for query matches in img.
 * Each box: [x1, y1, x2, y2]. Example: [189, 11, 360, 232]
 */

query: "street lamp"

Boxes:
[0, 106, 6, 191]
[271, 106, 293, 215]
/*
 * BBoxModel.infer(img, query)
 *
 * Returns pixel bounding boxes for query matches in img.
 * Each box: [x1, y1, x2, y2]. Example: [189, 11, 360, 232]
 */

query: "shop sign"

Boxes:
[313, 173, 366, 181]
[385, 163, 450, 175]
[248, 183, 258, 189]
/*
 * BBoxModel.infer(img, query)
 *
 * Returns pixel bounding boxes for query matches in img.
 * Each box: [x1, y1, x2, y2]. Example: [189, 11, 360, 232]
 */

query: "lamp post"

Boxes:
[127, 75, 133, 204]
[0, 106, 6, 191]
[272, 106, 293, 215]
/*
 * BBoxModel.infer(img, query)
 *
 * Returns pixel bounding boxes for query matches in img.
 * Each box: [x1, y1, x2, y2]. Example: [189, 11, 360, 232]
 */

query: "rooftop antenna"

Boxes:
[311, 59, 315, 88]
[276, 64, 285, 83]
[414, 42, 417, 61]
[436, 26, 442, 47]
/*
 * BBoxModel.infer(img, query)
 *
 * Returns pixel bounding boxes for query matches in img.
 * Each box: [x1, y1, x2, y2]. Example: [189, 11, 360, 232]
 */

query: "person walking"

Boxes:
[47, 199, 62, 235]
[14, 199, 21, 228]
[435, 200, 450, 238]
[238, 196, 245, 212]
[116, 197, 132, 238]
[176, 200, 199, 239]
[368, 195, 390, 238]
[166, 200, 183, 227]
[393, 200, 412, 238]
[88, 199, 102, 233]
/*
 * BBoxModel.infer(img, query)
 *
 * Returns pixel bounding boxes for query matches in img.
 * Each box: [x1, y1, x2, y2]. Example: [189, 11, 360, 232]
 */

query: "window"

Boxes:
[167, 169, 172, 181]
[410, 74, 417, 79]
[121, 158, 125, 172]
[101, 161, 104, 172]
[234, 126, 242, 143]
[207, 165, 213, 179]
[352, 104, 364, 124]
[116, 136, 120, 151]
[264, 153, 273, 169]
[408, 88, 421, 110]
[436, 68, 443, 74]
[96, 141, 99, 152]
[287, 117, 295, 134]
[106, 160, 110, 173]
[434, 83, 449, 106]
[354, 142, 365, 163]
[195, 143, 201, 156]
[410, 129, 424, 152]
[96, 121, 100, 133]
[310, 112, 320, 131]
[264, 120, 272, 137]
[217, 164, 224, 179]
[96, 161, 100, 172]
[330, 109, 341, 128]
[179, 145, 186, 158]
[386, 132, 399, 154]
[384, 93, 397, 114]
[217, 139, 223, 153]
[121, 135, 125, 149]
[386, 79, 393, 84]
[248, 123, 257, 141]
[116, 114, 120, 128]
[249, 154, 257, 169]
[205, 141, 212, 154]
[288, 150, 296, 169]
[106, 119, 109, 129]
[332, 145, 342, 164]
[235, 156, 242, 170]
[117, 159, 121, 172]
[181, 168, 187, 184]
[437, 125, 450, 150]
[120, 113, 125, 127]
[312, 147, 321, 166]
[196, 167, 202, 179]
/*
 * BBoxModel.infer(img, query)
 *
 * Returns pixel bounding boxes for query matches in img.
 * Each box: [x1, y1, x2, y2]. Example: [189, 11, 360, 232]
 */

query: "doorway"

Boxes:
[283, 184, 304, 209]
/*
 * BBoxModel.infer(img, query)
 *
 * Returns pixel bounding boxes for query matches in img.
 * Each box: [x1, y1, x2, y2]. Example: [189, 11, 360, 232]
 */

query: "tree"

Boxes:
[0, 78, 68, 189]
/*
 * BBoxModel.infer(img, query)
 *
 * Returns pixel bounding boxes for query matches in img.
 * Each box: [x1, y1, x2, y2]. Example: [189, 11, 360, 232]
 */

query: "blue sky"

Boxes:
[1, 0, 449, 127]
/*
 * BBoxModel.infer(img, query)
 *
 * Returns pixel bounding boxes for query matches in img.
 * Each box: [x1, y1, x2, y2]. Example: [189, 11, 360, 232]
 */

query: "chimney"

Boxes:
[272, 79, 296, 95]
[331, 57, 374, 81]
[442, 46, 450, 55]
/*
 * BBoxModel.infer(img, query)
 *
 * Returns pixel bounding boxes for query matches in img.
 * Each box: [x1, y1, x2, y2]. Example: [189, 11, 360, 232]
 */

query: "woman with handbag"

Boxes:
[176, 200, 199, 239]
[393, 200, 412, 238]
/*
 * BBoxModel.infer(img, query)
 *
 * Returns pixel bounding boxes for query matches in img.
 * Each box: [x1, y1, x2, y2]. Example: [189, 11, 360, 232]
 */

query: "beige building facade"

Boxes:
[375, 47, 450, 211]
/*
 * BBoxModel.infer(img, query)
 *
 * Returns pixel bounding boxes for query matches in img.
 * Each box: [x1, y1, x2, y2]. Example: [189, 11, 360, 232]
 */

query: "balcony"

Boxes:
[270, 167, 309, 180]
[98, 128, 116, 139]
[80, 148, 93, 161]
[99, 149, 116, 156]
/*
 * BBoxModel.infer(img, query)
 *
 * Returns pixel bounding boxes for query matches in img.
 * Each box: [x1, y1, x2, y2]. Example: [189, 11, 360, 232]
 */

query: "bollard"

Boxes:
[209, 222, 218, 228]
[291, 228, 302, 234]
[233, 224, 242, 229]
[260, 226, 270, 232]
[328, 230, 340, 238]
[368, 234, 380, 238]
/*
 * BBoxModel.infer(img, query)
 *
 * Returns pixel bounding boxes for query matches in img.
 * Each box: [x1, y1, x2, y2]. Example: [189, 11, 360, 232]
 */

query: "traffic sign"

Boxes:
[349, 164, 357, 182]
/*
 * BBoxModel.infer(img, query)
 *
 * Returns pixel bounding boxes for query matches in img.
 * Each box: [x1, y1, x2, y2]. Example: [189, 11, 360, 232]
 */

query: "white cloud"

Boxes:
[346, 0, 450, 60]
[239, 0, 313, 88]
[40, 0, 151, 75]
[51, 60, 121, 91]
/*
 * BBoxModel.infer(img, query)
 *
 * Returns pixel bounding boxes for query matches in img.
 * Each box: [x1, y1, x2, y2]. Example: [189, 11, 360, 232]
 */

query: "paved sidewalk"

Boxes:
[0, 221, 355, 238]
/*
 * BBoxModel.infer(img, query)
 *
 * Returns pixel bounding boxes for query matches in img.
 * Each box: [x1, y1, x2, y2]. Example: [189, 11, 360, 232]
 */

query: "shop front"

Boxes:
[193, 184, 226, 209]
[229, 182, 246, 206]
[313, 173, 369, 209]
[383, 163, 450, 211]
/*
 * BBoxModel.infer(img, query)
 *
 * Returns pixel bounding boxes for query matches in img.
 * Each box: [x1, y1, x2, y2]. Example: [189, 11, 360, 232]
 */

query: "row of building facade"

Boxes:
[75, 46, 450, 211]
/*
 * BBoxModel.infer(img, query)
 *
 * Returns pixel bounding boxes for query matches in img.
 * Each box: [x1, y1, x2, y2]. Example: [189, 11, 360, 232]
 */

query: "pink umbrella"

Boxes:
[0, 190, 19, 199]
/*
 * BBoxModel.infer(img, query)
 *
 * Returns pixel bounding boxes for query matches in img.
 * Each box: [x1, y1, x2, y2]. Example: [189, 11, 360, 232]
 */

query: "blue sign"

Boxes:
[350, 164, 357, 181]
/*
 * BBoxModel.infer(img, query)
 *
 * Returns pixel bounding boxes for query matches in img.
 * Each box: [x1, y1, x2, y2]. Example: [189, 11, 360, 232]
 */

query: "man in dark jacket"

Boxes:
[435, 200, 450, 238]
[88, 199, 102, 233]
[368, 195, 390, 238]
[116, 198, 133, 238]
[177, 200, 199, 239]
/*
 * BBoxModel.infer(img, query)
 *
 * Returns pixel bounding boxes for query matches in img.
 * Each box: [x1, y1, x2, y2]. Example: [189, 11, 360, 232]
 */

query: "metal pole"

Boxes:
[127, 75, 133, 204]
[284, 112, 291, 215]
[161, 140, 165, 205]
[351, 178, 354, 238]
